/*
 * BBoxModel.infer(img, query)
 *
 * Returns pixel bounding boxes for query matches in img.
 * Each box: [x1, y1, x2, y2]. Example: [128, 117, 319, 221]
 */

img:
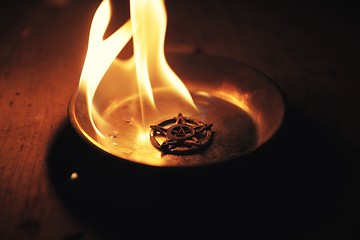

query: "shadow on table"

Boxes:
[46, 107, 339, 239]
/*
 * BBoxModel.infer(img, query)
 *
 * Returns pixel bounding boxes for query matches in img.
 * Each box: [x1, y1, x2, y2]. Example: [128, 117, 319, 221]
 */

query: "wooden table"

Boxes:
[1, 0, 359, 239]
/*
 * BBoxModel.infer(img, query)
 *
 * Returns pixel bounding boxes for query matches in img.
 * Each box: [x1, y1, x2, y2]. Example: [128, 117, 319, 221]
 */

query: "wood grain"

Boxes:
[0, 0, 359, 239]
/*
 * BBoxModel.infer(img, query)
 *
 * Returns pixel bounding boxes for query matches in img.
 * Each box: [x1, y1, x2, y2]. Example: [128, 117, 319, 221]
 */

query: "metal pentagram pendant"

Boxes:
[150, 113, 213, 155]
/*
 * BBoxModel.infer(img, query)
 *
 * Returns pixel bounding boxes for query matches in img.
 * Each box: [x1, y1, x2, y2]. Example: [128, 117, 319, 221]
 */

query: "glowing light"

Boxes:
[78, 0, 196, 139]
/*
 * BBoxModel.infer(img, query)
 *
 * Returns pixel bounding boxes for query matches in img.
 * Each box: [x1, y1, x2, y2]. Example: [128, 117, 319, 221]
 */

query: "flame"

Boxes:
[78, 0, 196, 137]
[78, 0, 132, 136]
[76, 0, 257, 165]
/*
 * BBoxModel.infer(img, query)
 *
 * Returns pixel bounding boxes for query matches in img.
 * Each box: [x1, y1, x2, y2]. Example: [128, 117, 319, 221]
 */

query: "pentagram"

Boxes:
[149, 113, 213, 155]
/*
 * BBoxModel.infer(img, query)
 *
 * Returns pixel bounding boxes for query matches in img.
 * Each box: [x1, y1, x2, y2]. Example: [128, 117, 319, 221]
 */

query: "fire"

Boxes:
[74, 0, 259, 165]
[78, 0, 196, 138]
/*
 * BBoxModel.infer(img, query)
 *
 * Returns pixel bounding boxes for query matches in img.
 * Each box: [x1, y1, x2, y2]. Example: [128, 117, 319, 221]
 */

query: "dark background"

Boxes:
[0, 0, 359, 239]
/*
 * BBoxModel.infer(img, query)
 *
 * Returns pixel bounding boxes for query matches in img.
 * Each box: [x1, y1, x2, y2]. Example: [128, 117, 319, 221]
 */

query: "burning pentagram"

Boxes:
[150, 113, 213, 155]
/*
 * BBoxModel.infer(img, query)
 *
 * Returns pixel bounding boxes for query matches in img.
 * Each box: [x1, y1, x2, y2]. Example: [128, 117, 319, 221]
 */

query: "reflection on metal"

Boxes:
[150, 113, 213, 155]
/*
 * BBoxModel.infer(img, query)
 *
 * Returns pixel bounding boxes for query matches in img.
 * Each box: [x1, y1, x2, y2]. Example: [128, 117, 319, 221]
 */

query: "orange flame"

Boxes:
[78, 0, 196, 137]
[76, 0, 257, 165]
